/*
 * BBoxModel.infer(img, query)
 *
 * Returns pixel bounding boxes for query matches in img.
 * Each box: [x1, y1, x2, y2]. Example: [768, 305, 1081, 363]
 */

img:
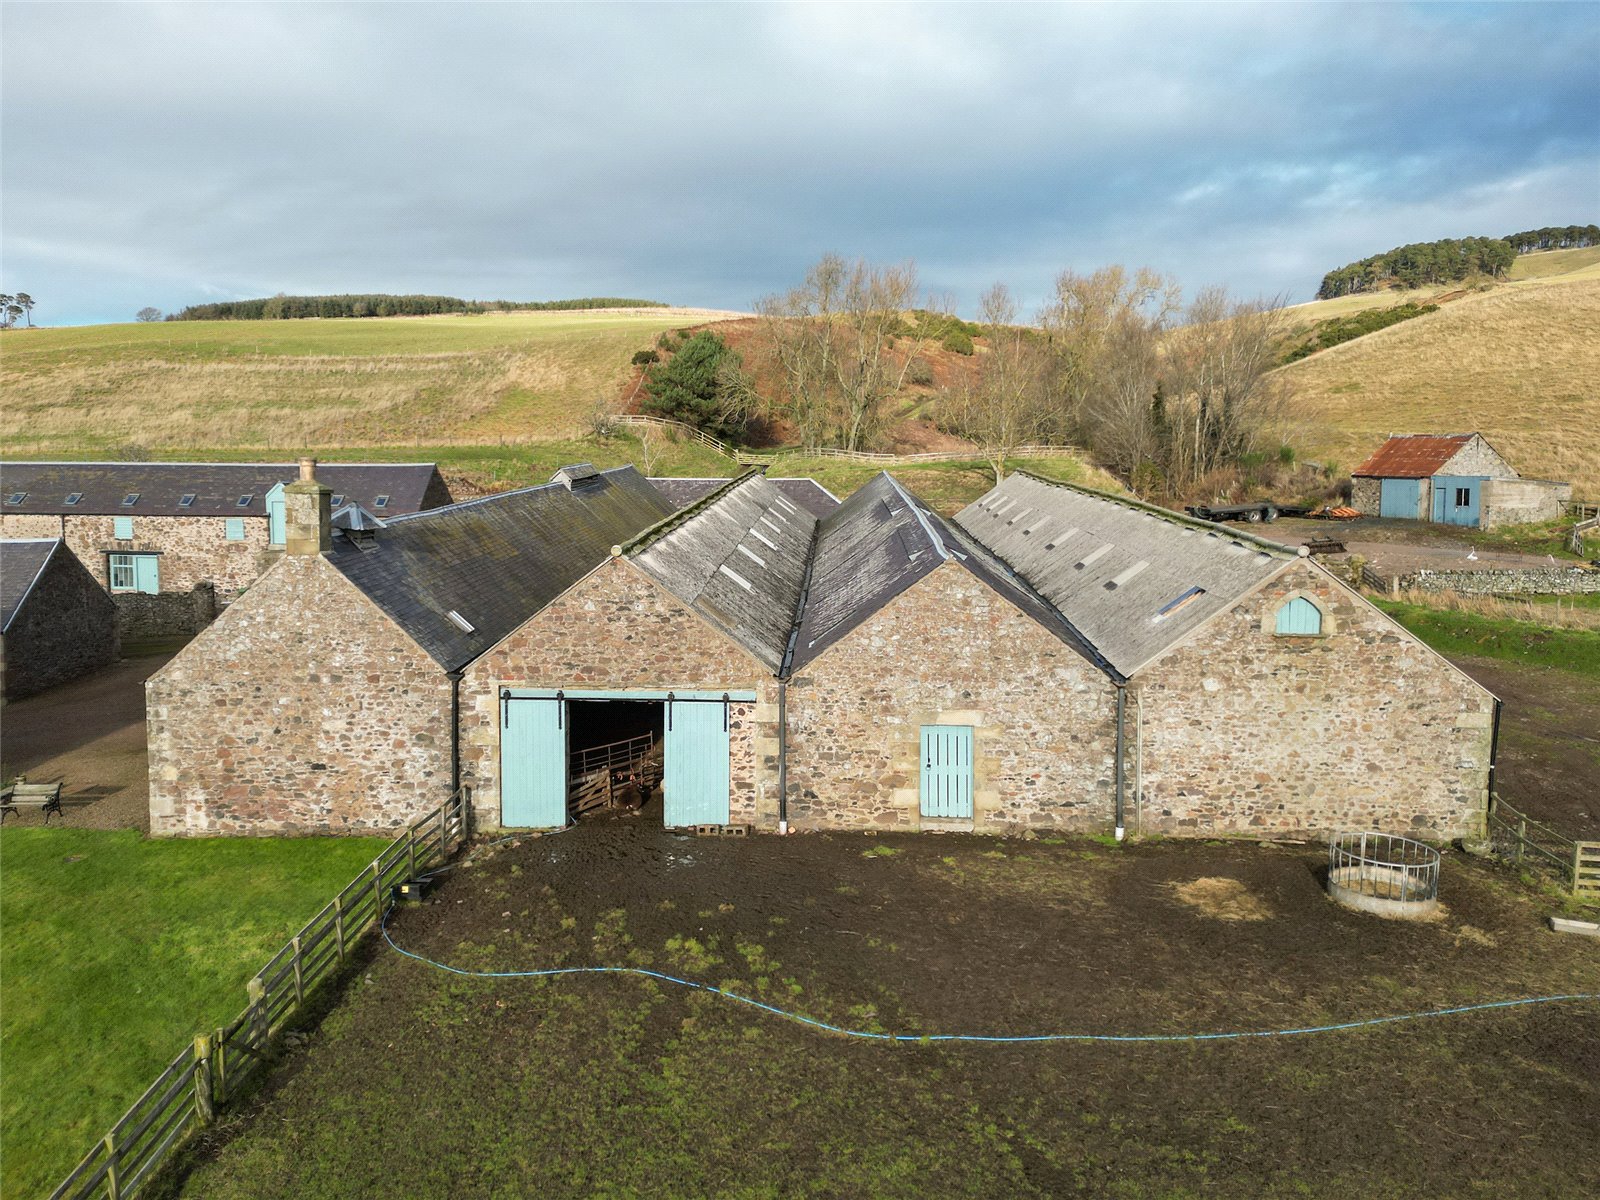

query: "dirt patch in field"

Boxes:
[1171, 876, 1272, 921]
[1450, 655, 1600, 839]
[0, 653, 172, 831]
[162, 828, 1600, 1200]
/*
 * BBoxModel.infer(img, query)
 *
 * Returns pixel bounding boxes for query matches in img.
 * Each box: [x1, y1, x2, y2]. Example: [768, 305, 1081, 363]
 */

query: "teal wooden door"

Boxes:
[920, 726, 974, 819]
[1431, 475, 1482, 526]
[1379, 478, 1420, 519]
[132, 555, 160, 594]
[663, 699, 730, 826]
[501, 696, 567, 827]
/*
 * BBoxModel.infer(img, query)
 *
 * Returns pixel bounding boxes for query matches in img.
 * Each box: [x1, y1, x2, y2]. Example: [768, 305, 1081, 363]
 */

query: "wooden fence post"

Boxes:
[291, 935, 304, 1008]
[334, 893, 346, 963]
[104, 1131, 122, 1200]
[247, 977, 266, 1051]
[371, 861, 384, 930]
[1517, 818, 1527, 864]
[213, 1025, 228, 1107]
[193, 1034, 216, 1124]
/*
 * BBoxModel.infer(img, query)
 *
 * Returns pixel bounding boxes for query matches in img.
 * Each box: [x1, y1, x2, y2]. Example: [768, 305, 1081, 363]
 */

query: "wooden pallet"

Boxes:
[1575, 842, 1600, 899]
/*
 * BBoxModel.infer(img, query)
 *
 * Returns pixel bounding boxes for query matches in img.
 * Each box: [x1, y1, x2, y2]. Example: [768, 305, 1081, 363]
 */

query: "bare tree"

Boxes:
[136, 306, 163, 323]
[756, 254, 921, 452]
[1160, 287, 1291, 490]
[941, 283, 1049, 483]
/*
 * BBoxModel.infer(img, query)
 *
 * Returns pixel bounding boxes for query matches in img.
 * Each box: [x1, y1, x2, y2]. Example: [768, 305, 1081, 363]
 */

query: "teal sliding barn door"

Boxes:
[501, 696, 568, 827]
[663, 699, 730, 826]
[920, 725, 974, 819]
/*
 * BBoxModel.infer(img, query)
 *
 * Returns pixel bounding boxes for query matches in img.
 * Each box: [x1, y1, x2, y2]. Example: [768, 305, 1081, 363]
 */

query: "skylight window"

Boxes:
[235, 494, 253, 508]
[121, 493, 140, 507]
[179, 494, 196, 508]
[718, 564, 753, 590]
[737, 545, 766, 568]
[1074, 544, 1112, 570]
[330, 494, 345, 507]
[65, 492, 83, 506]
[1155, 586, 1206, 620]
[1104, 561, 1150, 591]
[5, 492, 25, 505]
[446, 610, 475, 633]
[373, 495, 390, 509]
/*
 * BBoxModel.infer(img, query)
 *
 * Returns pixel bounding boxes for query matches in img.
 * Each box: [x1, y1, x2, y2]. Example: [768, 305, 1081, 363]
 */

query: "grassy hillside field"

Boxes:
[1278, 273, 1600, 497]
[0, 308, 743, 457]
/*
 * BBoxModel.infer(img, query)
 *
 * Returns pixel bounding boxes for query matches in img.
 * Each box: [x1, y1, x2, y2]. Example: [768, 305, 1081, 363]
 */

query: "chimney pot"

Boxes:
[299, 457, 317, 482]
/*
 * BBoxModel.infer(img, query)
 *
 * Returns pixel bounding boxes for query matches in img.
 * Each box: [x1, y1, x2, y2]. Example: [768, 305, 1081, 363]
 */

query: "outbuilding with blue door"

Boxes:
[1351, 433, 1569, 529]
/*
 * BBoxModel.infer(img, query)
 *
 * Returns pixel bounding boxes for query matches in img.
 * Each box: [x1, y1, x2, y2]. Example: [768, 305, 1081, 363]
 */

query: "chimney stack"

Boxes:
[283, 457, 332, 556]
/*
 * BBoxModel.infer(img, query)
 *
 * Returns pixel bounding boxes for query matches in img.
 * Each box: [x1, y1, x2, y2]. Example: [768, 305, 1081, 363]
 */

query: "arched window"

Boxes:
[1275, 597, 1323, 636]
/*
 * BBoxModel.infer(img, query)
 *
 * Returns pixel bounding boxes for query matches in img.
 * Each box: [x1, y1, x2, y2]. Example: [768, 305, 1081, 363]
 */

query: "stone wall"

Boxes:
[460, 558, 776, 831]
[1133, 560, 1494, 839]
[0, 512, 276, 601]
[786, 562, 1119, 834]
[1, 547, 118, 699]
[115, 583, 217, 643]
[1404, 566, 1600, 596]
[1480, 478, 1571, 528]
[147, 554, 451, 835]
[1441, 435, 1517, 480]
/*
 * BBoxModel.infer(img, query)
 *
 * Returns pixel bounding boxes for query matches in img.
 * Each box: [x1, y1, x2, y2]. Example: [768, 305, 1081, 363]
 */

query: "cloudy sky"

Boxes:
[3, 1, 1595, 326]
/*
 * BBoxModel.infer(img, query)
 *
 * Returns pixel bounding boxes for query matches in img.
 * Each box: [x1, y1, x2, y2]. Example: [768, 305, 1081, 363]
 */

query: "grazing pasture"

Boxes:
[155, 826, 1599, 1199]
[0, 830, 387, 1200]
[0, 308, 742, 457]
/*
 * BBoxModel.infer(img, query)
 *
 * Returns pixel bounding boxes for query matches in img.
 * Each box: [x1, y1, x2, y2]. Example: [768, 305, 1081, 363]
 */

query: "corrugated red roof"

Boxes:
[1352, 434, 1474, 479]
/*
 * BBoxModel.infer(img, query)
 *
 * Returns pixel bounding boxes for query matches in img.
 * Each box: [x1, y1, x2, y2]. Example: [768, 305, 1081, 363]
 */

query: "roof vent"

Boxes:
[446, 610, 475, 634]
[552, 463, 601, 490]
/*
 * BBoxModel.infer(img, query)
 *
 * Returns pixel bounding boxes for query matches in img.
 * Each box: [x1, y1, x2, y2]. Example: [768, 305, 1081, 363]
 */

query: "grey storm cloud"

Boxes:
[2, 1, 1596, 326]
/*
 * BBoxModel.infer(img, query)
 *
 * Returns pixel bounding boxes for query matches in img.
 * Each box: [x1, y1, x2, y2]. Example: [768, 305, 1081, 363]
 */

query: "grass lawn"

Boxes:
[1373, 599, 1600, 678]
[0, 829, 388, 1199]
[157, 826, 1600, 1199]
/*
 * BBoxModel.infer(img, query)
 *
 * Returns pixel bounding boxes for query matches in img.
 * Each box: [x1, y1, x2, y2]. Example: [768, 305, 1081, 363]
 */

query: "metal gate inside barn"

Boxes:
[499, 689, 748, 828]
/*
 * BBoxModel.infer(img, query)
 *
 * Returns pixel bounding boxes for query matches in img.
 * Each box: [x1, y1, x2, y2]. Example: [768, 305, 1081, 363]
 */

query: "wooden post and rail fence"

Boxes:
[49, 788, 470, 1200]
[610, 413, 1085, 468]
[1487, 793, 1600, 900]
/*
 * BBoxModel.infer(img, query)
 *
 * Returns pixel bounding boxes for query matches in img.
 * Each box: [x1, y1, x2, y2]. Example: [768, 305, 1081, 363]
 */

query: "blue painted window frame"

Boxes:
[1274, 597, 1323, 636]
[225, 517, 247, 541]
[109, 553, 159, 594]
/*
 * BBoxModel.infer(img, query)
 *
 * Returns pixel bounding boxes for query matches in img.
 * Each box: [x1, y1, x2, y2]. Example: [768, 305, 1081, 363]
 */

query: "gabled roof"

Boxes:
[791, 473, 1104, 674]
[1351, 434, 1476, 479]
[1, 539, 62, 632]
[329, 466, 673, 670]
[0, 461, 446, 517]
[627, 473, 818, 672]
[956, 472, 1300, 678]
[649, 476, 841, 519]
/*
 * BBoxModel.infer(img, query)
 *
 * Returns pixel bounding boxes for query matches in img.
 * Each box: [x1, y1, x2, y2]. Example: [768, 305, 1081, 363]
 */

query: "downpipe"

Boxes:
[1114, 684, 1127, 842]
[777, 678, 789, 835]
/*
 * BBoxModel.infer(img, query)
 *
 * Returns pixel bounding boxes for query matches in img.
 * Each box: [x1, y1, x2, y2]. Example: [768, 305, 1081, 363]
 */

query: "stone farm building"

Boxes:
[148, 461, 1498, 842]
[1, 538, 118, 700]
[1350, 433, 1570, 528]
[0, 460, 451, 641]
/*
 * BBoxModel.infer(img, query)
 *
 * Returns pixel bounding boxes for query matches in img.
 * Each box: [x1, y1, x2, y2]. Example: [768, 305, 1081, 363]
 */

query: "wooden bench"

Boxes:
[0, 778, 64, 824]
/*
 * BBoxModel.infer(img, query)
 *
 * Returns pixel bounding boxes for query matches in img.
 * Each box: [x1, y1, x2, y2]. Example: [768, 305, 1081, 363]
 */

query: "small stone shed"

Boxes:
[1, 538, 118, 700]
[0, 460, 452, 642]
[149, 462, 1497, 843]
[1350, 433, 1570, 528]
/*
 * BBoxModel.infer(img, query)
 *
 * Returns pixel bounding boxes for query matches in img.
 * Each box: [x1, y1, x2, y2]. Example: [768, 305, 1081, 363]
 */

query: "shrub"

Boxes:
[941, 329, 974, 356]
[631, 349, 660, 366]
[906, 360, 936, 387]
[640, 330, 747, 441]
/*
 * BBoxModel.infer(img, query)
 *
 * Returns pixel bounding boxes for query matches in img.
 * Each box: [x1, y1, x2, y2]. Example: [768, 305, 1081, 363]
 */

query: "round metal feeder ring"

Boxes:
[1327, 831, 1441, 920]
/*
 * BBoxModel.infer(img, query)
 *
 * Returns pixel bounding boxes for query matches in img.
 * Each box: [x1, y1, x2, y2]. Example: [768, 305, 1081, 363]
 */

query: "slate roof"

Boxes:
[1, 539, 61, 632]
[1351, 434, 1475, 479]
[0, 461, 446, 517]
[792, 473, 1103, 673]
[649, 476, 841, 519]
[628, 473, 818, 672]
[329, 466, 674, 670]
[956, 472, 1301, 678]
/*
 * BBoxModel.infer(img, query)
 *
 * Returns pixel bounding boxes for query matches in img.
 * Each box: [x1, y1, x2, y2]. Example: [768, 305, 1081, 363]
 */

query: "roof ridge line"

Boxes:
[622, 469, 764, 555]
[1012, 469, 1299, 558]
[882, 471, 951, 562]
[384, 465, 636, 524]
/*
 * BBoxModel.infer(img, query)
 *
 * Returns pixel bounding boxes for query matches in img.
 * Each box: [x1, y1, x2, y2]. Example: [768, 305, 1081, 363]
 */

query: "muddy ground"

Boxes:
[0, 653, 172, 831]
[1452, 656, 1600, 839]
[162, 826, 1599, 1200]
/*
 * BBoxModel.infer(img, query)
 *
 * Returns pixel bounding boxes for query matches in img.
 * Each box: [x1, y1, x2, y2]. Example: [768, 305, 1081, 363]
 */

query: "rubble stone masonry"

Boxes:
[460, 558, 776, 831]
[1, 547, 118, 699]
[786, 563, 1119, 833]
[1133, 559, 1494, 839]
[147, 554, 450, 835]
